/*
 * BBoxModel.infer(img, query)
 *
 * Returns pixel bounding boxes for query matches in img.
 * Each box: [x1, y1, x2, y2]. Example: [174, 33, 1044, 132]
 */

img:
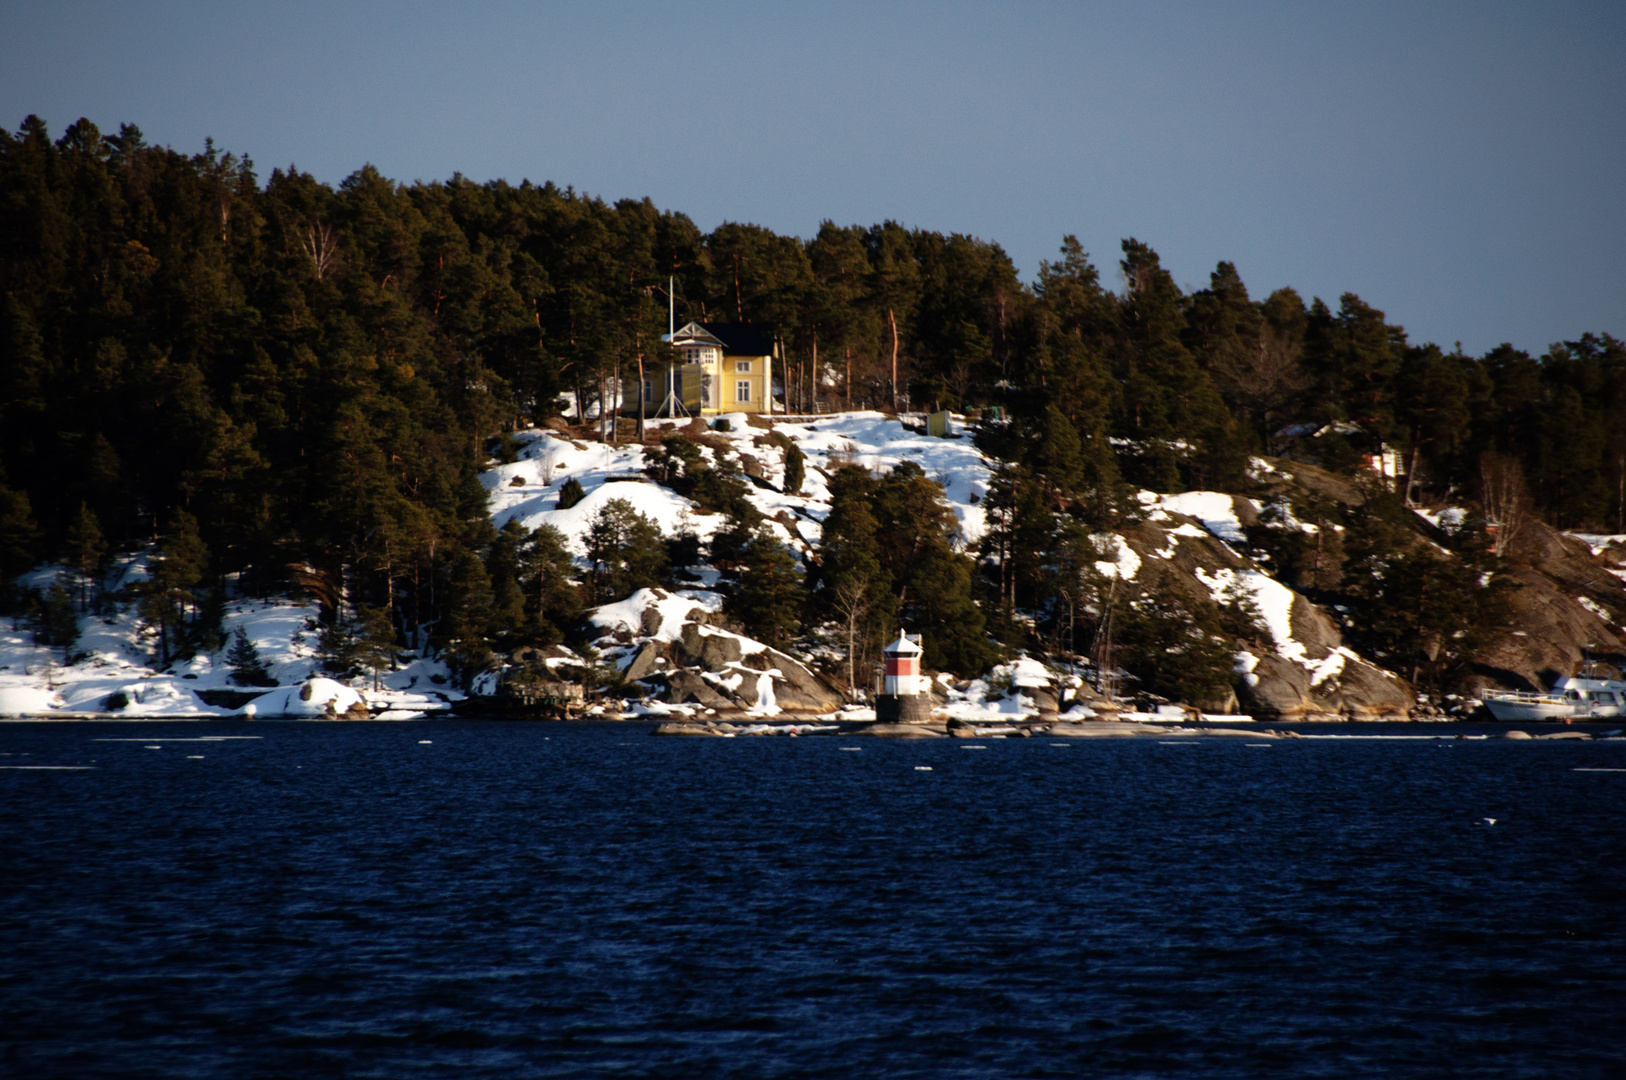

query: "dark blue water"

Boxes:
[2, 722, 1623, 1078]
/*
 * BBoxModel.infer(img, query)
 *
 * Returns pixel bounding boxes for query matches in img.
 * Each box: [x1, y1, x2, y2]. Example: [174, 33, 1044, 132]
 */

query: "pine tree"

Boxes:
[141, 511, 209, 666]
[226, 626, 274, 686]
[517, 522, 581, 644]
[726, 529, 804, 646]
[0, 483, 40, 608]
[30, 582, 79, 653]
[63, 502, 107, 610]
[584, 498, 667, 603]
[781, 440, 805, 496]
[354, 605, 396, 691]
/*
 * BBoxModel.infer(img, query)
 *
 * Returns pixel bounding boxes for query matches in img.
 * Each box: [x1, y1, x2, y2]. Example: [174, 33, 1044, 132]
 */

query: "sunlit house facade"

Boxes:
[657, 321, 778, 416]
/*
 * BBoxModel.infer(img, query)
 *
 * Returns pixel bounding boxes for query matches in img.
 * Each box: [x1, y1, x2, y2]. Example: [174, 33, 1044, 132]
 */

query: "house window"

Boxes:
[735, 359, 752, 373]
[684, 347, 700, 363]
[735, 380, 751, 403]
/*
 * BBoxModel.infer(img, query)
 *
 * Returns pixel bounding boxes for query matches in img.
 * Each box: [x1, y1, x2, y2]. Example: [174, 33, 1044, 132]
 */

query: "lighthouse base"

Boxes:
[876, 694, 933, 724]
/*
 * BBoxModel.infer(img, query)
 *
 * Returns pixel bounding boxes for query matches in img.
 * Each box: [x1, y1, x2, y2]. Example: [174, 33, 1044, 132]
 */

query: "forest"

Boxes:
[2, 115, 1623, 697]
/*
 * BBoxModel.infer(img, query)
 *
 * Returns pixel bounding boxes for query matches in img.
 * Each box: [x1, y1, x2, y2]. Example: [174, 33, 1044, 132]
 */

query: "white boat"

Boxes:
[1482, 677, 1626, 721]
[1551, 677, 1626, 718]
[1482, 689, 1581, 721]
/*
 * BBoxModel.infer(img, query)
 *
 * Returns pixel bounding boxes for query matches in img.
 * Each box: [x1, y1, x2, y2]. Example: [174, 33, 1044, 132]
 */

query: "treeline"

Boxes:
[0, 116, 1621, 684]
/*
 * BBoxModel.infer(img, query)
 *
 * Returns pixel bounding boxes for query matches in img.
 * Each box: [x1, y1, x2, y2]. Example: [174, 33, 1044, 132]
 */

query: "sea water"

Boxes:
[1, 721, 1622, 1078]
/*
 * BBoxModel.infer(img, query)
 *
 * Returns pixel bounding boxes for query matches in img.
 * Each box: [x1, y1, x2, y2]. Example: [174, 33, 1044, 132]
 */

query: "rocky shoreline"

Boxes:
[649, 717, 1619, 739]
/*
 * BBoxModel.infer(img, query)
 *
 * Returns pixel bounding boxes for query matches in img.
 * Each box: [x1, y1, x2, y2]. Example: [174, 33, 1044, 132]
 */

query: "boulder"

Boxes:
[639, 603, 666, 638]
[624, 642, 664, 682]
[661, 669, 736, 710]
[1047, 721, 1171, 737]
[677, 623, 744, 669]
[1027, 688, 1061, 715]
[652, 721, 728, 736]
[740, 645, 844, 713]
[1239, 651, 1411, 720]
[859, 722, 946, 738]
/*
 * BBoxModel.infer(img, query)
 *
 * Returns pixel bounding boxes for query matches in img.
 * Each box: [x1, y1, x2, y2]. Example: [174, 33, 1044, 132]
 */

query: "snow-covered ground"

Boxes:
[0, 555, 458, 719]
[485, 412, 995, 565]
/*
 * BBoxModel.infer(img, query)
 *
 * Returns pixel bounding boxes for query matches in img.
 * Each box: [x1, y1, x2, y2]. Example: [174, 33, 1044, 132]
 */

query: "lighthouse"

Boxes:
[877, 629, 931, 723]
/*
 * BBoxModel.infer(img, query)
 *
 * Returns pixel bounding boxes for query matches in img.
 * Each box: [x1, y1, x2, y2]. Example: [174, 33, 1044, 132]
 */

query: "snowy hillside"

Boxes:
[14, 408, 1615, 721]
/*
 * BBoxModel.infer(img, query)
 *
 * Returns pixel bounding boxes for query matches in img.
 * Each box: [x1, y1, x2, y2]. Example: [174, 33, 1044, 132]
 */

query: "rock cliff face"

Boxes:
[1469, 525, 1626, 690]
[1244, 458, 1626, 698]
[1116, 491, 1414, 719]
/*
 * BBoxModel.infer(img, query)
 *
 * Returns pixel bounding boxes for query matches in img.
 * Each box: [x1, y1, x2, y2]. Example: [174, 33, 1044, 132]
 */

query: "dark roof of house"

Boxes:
[700, 322, 776, 357]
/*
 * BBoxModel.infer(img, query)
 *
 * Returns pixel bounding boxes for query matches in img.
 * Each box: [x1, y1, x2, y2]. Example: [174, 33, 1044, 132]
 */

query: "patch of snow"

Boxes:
[704, 670, 745, 693]
[589, 588, 722, 642]
[1195, 567, 1311, 667]
[1567, 533, 1626, 556]
[751, 672, 780, 715]
[1577, 596, 1617, 625]
[1233, 650, 1261, 688]
[1309, 648, 1358, 688]
[0, 686, 65, 714]
[1008, 657, 1051, 688]
[1154, 492, 1248, 543]
[1094, 534, 1141, 580]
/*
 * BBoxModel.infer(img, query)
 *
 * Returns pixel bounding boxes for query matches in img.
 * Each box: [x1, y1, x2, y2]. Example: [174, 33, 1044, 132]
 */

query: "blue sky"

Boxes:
[2, 1, 1621, 355]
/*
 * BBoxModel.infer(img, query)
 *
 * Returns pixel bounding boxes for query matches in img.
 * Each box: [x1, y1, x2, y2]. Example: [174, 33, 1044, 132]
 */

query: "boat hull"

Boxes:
[1483, 695, 1577, 721]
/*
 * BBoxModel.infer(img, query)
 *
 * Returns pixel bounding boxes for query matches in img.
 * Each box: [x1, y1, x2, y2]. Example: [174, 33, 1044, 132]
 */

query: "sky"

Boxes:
[2, 0, 1622, 355]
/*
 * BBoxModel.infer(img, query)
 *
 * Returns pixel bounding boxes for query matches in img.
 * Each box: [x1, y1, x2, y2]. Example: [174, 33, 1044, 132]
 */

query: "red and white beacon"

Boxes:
[878, 629, 930, 723]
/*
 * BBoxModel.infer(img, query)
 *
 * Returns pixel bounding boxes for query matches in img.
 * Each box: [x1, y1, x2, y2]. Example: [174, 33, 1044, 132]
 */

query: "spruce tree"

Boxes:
[781, 440, 805, 496]
[557, 476, 586, 509]
[226, 626, 274, 686]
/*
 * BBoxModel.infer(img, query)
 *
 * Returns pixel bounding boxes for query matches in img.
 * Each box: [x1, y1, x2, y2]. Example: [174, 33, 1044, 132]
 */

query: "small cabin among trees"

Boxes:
[659, 322, 779, 416]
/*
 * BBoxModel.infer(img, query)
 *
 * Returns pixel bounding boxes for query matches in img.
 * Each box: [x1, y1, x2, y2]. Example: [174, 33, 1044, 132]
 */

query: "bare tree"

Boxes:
[1479, 452, 1528, 557]
[295, 220, 339, 280]
[830, 579, 873, 702]
[1209, 322, 1312, 453]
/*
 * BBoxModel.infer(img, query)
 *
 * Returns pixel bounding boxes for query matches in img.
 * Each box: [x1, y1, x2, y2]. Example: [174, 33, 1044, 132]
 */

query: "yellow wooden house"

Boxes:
[656, 321, 778, 416]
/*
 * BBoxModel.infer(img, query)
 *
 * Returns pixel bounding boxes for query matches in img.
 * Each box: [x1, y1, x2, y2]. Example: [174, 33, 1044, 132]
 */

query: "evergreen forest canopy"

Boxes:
[2, 116, 1623, 690]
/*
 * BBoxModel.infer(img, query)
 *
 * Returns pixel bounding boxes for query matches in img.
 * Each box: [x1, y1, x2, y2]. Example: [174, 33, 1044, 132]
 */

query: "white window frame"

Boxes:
[735, 380, 751, 403]
[735, 359, 752, 373]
